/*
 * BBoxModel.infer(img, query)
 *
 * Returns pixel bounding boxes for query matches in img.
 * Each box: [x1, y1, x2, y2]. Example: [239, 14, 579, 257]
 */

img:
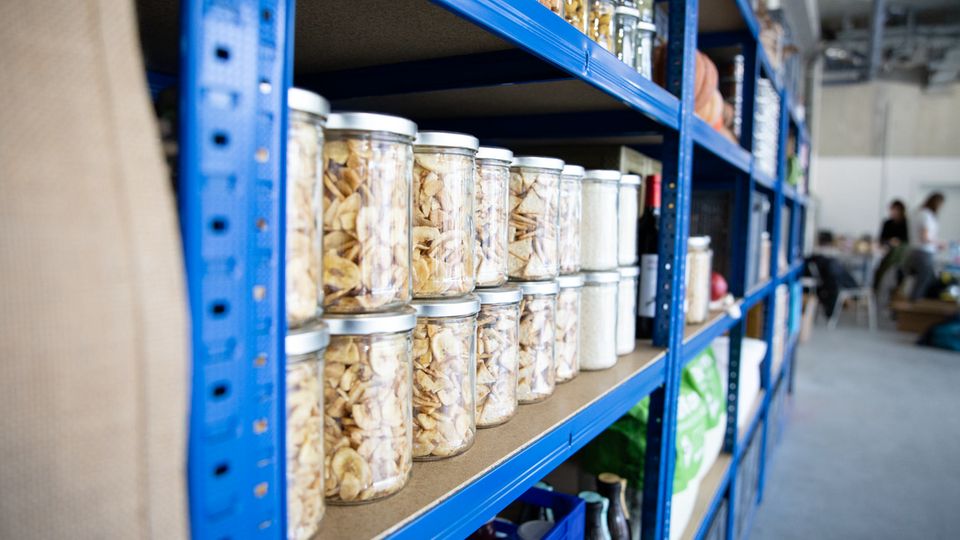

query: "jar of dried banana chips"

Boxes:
[555, 273, 584, 383]
[508, 157, 564, 281]
[413, 132, 480, 298]
[285, 322, 329, 539]
[514, 280, 560, 404]
[474, 285, 522, 428]
[475, 146, 513, 288]
[286, 88, 329, 328]
[322, 112, 416, 314]
[321, 308, 416, 504]
[410, 295, 480, 459]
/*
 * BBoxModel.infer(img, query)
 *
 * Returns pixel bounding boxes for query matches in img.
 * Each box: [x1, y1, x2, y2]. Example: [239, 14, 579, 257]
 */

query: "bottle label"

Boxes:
[638, 254, 658, 317]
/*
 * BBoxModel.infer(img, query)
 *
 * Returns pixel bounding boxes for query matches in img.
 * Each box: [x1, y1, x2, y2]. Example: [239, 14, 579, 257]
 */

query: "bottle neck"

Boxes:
[645, 174, 661, 211]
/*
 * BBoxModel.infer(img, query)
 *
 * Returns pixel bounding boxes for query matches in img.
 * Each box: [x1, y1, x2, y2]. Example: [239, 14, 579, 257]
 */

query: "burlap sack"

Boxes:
[0, 1, 188, 538]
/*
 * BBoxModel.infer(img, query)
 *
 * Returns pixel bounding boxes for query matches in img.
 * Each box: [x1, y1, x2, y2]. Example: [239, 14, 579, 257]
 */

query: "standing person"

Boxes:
[872, 200, 909, 294]
[879, 200, 909, 247]
[903, 193, 946, 301]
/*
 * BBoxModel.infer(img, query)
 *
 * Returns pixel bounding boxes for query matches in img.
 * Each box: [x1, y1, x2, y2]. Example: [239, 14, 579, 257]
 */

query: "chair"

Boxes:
[808, 260, 877, 331]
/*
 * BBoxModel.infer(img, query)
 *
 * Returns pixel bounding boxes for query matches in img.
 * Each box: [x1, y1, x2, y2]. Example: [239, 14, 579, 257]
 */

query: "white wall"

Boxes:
[810, 80, 960, 244]
[813, 157, 960, 241]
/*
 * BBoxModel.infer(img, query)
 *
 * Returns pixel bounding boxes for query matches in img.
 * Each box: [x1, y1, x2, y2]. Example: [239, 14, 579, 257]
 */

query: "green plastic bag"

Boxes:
[580, 347, 728, 492]
[684, 347, 724, 430]
[580, 368, 709, 493]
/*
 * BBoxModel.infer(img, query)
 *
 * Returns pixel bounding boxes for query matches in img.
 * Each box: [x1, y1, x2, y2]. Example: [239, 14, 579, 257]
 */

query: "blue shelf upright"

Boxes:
[179, 1, 294, 538]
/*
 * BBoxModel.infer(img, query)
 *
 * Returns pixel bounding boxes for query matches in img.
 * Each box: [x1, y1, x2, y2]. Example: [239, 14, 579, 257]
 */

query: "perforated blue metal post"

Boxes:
[640, 1, 698, 539]
[180, 1, 294, 538]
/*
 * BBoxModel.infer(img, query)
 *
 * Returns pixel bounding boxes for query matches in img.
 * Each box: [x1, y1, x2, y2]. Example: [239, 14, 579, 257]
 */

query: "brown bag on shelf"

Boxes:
[0, 1, 188, 538]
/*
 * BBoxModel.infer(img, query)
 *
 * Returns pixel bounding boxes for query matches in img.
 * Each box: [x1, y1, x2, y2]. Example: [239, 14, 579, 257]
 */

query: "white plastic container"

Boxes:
[579, 271, 620, 370]
[581, 170, 621, 271]
[617, 266, 640, 355]
[618, 174, 641, 266]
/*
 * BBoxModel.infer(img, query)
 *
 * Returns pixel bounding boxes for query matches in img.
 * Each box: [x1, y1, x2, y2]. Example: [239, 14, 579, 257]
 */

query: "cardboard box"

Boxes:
[891, 299, 959, 334]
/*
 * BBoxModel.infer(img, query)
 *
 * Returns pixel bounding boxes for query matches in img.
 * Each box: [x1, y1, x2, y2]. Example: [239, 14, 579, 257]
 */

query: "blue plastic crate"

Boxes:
[489, 487, 586, 540]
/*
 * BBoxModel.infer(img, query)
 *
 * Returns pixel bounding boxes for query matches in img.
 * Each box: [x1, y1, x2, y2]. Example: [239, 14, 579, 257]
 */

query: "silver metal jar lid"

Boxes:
[620, 174, 642, 186]
[476, 285, 523, 305]
[637, 21, 657, 33]
[414, 131, 480, 152]
[512, 280, 560, 296]
[286, 321, 330, 357]
[326, 112, 418, 139]
[477, 146, 514, 162]
[322, 306, 417, 336]
[619, 266, 641, 279]
[582, 271, 621, 284]
[288, 88, 329, 119]
[583, 169, 622, 183]
[411, 294, 481, 318]
[614, 6, 640, 17]
[511, 156, 565, 171]
[561, 165, 585, 178]
[557, 273, 586, 288]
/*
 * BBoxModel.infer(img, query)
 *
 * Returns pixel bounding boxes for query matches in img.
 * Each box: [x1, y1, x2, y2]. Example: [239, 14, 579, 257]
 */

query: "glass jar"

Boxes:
[322, 113, 417, 313]
[615, 6, 640, 67]
[581, 170, 621, 271]
[412, 131, 479, 298]
[559, 165, 584, 274]
[564, 0, 588, 33]
[515, 280, 560, 403]
[685, 236, 713, 324]
[556, 273, 584, 383]
[635, 21, 656, 80]
[617, 174, 641, 266]
[580, 271, 619, 370]
[475, 147, 513, 288]
[286, 88, 329, 328]
[475, 286, 522, 427]
[321, 308, 416, 504]
[589, 0, 616, 51]
[617, 266, 639, 356]
[410, 295, 480, 459]
[285, 322, 329, 539]
[509, 157, 565, 281]
[538, 0, 564, 16]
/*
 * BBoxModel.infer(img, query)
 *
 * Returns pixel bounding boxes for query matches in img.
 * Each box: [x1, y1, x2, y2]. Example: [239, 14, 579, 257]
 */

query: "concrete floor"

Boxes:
[752, 318, 960, 540]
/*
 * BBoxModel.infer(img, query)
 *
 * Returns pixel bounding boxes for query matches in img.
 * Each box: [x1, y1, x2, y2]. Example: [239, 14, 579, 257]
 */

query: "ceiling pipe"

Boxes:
[866, 0, 887, 80]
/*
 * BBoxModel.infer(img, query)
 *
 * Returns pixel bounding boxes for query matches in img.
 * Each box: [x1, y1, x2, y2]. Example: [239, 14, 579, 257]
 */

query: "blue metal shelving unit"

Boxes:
[169, 0, 809, 538]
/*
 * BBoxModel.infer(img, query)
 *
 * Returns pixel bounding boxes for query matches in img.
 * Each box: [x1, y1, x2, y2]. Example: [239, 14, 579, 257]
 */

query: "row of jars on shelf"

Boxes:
[539, 0, 657, 79]
[282, 87, 655, 539]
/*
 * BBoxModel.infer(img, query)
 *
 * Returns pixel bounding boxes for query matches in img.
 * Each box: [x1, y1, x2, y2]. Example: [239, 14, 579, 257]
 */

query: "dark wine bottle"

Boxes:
[579, 491, 612, 540]
[636, 174, 661, 340]
[596, 473, 630, 540]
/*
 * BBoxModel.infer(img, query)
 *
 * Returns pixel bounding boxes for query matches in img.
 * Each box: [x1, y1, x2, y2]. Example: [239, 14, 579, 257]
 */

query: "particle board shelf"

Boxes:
[682, 310, 736, 365]
[678, 453, 734, 540]
[318, 345, 666, 539]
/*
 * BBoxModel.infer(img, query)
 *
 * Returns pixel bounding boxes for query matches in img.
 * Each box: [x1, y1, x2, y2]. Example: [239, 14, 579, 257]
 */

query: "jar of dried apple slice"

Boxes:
[410, 295, 480, 459]
[514, 279, 560, 404]
[508, 156, 565, 281]
[321, 308, 416, 504]
[322, 112, 416, 313]
[475, 146, 513, 288]
[412, 131, 480, 298]
[474, 285, 522, 427]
